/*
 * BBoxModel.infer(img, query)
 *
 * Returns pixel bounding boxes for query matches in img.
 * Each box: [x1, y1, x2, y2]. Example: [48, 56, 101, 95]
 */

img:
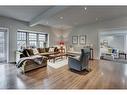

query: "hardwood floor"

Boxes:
[0, 59, 127, 89]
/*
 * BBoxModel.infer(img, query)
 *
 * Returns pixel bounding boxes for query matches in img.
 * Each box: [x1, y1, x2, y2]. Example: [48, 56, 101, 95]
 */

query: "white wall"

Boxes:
[66, 16, 127, 59]
[0, 16, 62, 62]
[2, 15, 127, 61]
[100, 35, 125, 50]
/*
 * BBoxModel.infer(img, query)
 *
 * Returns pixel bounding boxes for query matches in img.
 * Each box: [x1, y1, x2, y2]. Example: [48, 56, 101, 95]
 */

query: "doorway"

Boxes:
[99, 29, 127, 63]
[0, 28, 8, 63]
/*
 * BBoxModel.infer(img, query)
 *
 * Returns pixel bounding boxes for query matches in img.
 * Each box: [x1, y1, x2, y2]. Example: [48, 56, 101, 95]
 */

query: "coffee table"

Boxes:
[49, 53, 66, 63]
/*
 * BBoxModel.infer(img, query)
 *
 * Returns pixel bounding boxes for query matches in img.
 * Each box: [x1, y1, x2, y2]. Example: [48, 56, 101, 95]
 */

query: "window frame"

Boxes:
[17, 32, 27, 50]
[17, 31, 48, 49]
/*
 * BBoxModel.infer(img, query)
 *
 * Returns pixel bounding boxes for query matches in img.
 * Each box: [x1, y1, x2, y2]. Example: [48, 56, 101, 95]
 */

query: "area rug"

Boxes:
[47, 59, 68, 69]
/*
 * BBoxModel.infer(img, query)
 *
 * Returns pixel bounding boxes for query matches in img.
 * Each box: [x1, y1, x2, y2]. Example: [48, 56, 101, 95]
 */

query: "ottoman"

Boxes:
[102, 53, 114, 61]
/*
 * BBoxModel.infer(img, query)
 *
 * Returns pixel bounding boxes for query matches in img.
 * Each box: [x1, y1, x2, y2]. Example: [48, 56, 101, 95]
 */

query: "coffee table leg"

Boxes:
[125, 54, 126, 60]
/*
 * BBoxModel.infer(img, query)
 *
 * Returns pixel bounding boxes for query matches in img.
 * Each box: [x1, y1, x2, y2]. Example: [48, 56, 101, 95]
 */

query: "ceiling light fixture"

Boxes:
[96, 18, 98, 21]
[82, 7, 87, 15]
[74, 22, 78, 25]
[60, 16, 63, 19]
[46, 21, 48, 24]
[84, 7, 87, 10]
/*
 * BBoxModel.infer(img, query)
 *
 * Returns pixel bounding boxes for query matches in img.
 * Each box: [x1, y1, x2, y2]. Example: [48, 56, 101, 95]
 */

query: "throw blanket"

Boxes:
[16, 55, 43, 68]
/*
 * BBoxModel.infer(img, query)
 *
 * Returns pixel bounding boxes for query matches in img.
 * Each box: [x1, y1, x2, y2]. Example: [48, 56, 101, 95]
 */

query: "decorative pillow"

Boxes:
[33, 48, 39, 55]
[38, 48, 45, 53]
[112, 48, 118, 54]
[45, 48, 49, 52]
[29, 49, 35, 56]
[108, 48, 112, 53]
[49, 47, 55, 52]
[22, 49, 34, 57]
[54, 47, 59, 52]
[23, 49, 30, 57]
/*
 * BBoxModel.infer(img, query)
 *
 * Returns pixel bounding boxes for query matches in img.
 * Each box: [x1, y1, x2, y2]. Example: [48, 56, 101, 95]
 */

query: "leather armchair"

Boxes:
[68, 48, 90, 71]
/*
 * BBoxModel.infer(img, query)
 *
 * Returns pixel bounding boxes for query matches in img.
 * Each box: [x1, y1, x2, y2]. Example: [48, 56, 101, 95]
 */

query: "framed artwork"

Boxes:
[103, 40, 108, 46]
[79, 35, 86, 44]
[72, 36, 78, 44]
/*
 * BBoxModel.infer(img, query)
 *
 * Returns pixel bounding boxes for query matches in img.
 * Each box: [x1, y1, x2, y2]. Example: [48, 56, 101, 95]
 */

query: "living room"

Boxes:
[1, 5, 127, 90]
[100, 30, 127, 62]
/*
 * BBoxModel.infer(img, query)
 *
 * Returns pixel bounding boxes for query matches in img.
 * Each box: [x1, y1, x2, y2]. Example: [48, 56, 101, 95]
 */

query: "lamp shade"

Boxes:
[59, 40, 64, 45]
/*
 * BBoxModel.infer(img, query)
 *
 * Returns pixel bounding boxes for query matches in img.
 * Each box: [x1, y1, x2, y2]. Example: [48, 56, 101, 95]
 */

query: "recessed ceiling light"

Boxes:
[46, 21, 48, 24]
[74, 22, 78, 25]
[82, 7, 87, 15]
[96, 18, 98, 21]
[84, 7, 87, 10]
[60, 16, 63, 19]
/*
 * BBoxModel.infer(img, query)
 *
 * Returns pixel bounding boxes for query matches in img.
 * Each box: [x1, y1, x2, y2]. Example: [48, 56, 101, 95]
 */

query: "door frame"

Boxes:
[0, 27, 9, 63]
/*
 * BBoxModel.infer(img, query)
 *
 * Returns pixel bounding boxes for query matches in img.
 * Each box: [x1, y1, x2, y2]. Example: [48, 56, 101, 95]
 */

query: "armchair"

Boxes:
[68, 48, 90, 71]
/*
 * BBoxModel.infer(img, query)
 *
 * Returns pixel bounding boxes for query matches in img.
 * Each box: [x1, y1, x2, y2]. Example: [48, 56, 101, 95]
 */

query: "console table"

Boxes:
[66, 48, 94, 60]
[119, 53, 127, 60]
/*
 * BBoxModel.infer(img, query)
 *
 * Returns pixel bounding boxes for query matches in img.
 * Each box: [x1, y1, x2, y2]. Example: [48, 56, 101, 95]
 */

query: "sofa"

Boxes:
[16, 47, 60, 73]
[21, 47, 60, 58]
[16, 55, 47, 73]
[100, 47, 119, 60]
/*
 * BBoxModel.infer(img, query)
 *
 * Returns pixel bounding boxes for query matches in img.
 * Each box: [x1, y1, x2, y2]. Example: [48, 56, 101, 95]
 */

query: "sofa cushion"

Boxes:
[33, 48, 39, 55]
[28, 49, 34, 56]
[112, 48, 118, 54]
[23, 49, 34, 56]
[108, 48, 112, 53]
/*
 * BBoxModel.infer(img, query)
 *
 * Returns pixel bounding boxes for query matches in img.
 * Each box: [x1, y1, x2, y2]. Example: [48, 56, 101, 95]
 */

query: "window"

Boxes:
[38, 34, 47, 48]
[0, 30, 7, 63]
[28, 33, 37, 48]
[0, 32, 5, 58]
[17, 32, 27, 50]
[17, 31, 48, 50]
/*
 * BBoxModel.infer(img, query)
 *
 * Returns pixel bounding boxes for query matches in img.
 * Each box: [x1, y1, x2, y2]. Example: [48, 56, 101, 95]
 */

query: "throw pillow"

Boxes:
[41, 48, 45, 53]
[26, 49, 34, 56]
[23, 49, 30, 57]
[49, 47, 54, 52]
[112, 48, 118, 54]
[33, 48, 39, 55]
[45, 48, 49, 52]
[108, 48, 112, 53]
[54, 47, 58, 52]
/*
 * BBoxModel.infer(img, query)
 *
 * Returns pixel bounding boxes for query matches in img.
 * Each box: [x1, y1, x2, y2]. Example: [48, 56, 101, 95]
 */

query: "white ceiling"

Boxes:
[1, 6, 127, 29]
[0, 6, 51, 21]
[101, 29, 127, 36]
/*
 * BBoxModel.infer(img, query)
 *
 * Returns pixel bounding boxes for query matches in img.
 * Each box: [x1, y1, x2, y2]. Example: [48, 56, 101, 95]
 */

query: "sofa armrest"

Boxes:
[20, 53, 26, 58]
[69, 56, 80, 61]
[68, 56, 82, 71]
[68, 56, 80, 63]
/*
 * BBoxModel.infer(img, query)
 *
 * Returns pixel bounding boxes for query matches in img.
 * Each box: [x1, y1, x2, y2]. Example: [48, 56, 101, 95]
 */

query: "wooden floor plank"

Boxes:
[0, 59, 127, 89]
